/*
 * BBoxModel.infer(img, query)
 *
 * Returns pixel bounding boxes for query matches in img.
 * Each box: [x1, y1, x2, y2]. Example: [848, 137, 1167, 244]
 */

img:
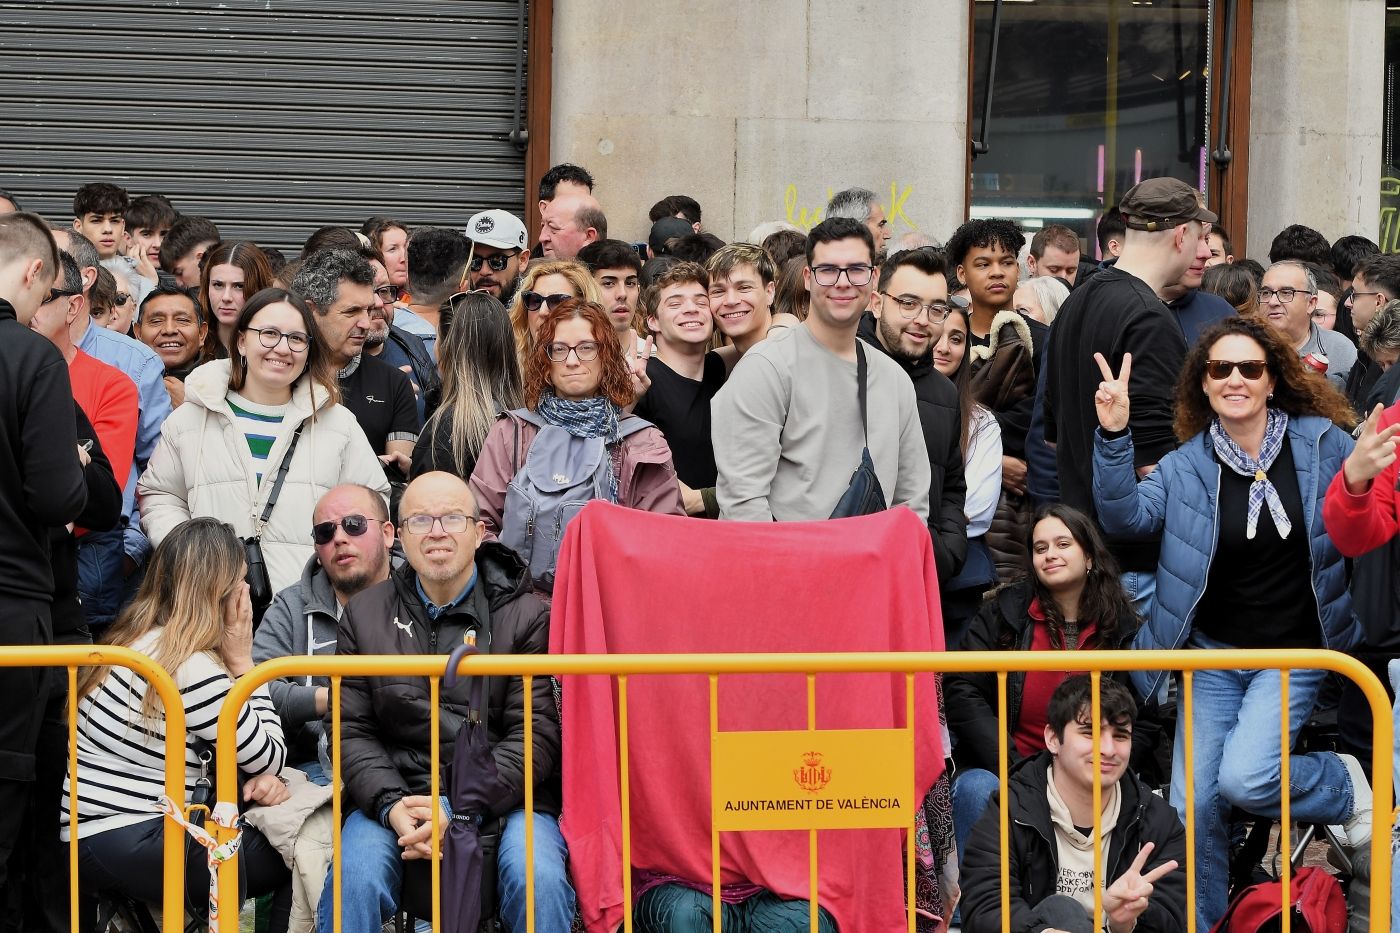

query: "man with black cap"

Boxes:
[465, 209, 527, 305]
[1044, 176, 1216, 610]
[649, 216, 692, 259]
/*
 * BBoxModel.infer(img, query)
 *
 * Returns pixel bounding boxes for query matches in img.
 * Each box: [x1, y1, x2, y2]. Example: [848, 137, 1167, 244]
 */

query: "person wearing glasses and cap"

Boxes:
[465, 208, 528, 306]
[1045, 176, 1215, 614]
[1091, 314, 1368, 931]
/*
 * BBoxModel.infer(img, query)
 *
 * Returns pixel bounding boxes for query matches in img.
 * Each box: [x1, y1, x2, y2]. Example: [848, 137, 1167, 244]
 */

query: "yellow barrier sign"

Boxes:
[712, 728, 912, 830]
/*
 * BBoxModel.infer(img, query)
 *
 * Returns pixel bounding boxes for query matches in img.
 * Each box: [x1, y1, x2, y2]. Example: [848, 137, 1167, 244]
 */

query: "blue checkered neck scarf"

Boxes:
[1208, 407, 1292, 540]
[534, 389, 623, 500]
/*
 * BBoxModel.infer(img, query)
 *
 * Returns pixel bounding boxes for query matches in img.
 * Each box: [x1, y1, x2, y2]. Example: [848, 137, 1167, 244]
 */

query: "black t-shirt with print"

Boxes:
[339, 353, 421, 454]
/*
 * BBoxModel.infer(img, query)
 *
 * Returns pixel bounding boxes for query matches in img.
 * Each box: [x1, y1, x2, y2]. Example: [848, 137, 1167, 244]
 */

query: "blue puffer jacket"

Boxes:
[1093, 414, 1361, 699]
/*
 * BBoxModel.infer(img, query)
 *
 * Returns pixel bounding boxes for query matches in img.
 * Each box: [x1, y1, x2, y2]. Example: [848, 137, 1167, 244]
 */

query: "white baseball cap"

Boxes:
[465, 209, 528, 252]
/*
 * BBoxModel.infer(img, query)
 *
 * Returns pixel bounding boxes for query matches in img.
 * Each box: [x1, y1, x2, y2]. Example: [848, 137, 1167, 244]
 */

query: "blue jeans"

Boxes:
[316, 807, 573, 933]
[952, 767, 1002, 863]
[1172, 634, 1356, 930]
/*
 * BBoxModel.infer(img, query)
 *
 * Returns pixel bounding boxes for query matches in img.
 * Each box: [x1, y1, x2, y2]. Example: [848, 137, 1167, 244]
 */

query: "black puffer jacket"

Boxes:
[858, 314, 969, 582]
[961, 751, 1187, 933]
[945, 581, 1153, 776]
[337, 541, 559, 827]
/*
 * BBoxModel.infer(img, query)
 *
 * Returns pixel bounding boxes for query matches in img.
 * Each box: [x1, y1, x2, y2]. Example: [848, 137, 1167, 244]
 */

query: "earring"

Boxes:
[1268, 392, 1274, 400]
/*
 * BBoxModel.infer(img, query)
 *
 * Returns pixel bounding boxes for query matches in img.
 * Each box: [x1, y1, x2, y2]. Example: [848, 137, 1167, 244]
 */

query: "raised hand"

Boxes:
[1102, 841, 1179, 932]
[1093, 351, 1132, 433]
[629, 335, 654, 401]
[1343, 403, 1400, 494]
[219, 581, 254, 676]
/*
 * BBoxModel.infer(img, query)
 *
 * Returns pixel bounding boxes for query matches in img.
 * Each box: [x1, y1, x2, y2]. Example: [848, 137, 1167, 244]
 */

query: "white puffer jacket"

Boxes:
[138, 360, 390, 593]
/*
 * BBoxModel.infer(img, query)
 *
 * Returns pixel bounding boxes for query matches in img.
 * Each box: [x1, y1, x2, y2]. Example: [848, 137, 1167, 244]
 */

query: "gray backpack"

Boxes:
[499, 409, 651, 592]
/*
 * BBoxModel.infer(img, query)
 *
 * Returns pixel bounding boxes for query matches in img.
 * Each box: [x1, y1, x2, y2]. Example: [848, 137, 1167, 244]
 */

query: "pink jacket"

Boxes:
[468, 410, 685, 536]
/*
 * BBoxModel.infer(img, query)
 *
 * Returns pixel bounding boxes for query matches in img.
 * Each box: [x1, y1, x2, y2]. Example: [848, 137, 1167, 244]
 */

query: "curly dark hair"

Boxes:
[1016, 504, 1135, 651]
[522, 299, 634, 409]
[943, 218, 1026, 268]
[1173, 315, 1357, 440]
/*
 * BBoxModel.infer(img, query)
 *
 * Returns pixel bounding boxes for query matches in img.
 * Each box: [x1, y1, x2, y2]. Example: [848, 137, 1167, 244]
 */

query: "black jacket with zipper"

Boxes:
[960, 751, 1188, 933]
[858, 313, 969, 582]
[336, 541, 559, 827]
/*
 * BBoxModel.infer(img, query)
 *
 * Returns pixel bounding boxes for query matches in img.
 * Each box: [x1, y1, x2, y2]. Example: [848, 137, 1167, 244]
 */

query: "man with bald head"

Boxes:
[321, 472, 574, 932]
[538, 193, 606, 260]
[254, 484, 395, 780]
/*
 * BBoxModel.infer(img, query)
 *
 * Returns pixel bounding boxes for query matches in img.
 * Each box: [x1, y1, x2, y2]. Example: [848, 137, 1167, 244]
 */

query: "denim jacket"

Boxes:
[1093, 414, 1361, 698]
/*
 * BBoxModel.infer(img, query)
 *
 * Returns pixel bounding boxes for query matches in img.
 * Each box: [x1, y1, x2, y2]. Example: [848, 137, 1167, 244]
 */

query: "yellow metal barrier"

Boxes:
[0, 644, 189, 933]
[211, 649, 1395, 933]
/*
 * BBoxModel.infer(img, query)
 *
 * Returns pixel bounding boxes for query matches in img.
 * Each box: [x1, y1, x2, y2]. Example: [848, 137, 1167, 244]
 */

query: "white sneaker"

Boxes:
[1333, 752, 1373, 851]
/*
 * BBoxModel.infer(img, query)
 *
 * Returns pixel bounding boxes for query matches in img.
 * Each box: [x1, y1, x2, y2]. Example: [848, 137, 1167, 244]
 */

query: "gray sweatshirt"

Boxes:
[711, 324, 931, 523]
[251, 553, 343, 767]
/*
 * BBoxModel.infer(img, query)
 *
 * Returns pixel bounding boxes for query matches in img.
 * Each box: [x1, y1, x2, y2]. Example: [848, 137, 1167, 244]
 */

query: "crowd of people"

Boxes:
[2, 164, 1400, 933]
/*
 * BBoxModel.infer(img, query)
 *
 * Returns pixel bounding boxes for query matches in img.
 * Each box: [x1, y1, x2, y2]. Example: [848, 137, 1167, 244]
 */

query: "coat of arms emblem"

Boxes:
[793, 750, 831, 794]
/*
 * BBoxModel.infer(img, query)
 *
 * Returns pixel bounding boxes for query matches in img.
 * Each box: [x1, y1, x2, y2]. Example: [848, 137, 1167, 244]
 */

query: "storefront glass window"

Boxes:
[1380, 8, 1400, 253]
[970, 0, 1212, 257]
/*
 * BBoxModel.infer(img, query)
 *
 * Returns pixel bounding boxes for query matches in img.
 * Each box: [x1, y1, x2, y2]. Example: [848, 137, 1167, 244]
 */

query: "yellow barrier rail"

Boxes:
[211, 649, 1395, 933]
[0, 644, 189, 933]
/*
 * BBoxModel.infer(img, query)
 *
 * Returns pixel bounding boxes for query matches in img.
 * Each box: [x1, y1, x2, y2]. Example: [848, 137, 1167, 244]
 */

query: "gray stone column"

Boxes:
[1245, 0, 1384, 258]
[550, 1, 971, 244]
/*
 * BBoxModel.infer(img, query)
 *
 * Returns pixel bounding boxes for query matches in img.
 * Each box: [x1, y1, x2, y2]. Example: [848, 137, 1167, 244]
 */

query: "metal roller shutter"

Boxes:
[0, 0, 529, 252]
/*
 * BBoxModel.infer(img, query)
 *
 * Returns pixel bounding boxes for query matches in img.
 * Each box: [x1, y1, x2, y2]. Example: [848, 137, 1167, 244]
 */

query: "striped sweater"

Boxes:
[61, 629, 286, 840]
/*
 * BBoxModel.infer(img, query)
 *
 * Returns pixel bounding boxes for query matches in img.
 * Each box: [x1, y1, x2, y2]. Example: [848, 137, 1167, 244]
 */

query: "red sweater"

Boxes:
[69, 348, 139, 495]
[551, 502, 946, 933]
[1323, 401, 1400, 556]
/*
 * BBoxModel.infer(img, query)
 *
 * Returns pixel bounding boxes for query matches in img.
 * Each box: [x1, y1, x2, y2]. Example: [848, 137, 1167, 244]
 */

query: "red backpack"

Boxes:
[1210, 866, 1347, 932]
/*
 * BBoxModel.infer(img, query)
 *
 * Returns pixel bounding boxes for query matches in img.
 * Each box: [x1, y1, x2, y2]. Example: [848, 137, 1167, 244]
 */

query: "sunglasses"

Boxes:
[311, 514, 373, 545]
[44, 286, 81, 304]
[521, 291, 573, 313]
[469, 253, 514, 272]
[1205, 359, 1268, 381]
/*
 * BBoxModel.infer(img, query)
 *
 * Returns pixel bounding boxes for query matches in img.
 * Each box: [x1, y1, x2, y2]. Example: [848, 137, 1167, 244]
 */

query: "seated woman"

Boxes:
[945, 503, 1139, 860]
[62, 518, 291, 926]
[1093, 315, 1365, 931]
[470, 298, 684, 593]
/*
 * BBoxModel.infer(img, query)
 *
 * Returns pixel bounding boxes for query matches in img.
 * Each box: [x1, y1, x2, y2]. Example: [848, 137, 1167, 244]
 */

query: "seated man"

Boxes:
[320, 471, 572, 933]
[960, 675, 1186, 933]
[253, 483, 396, 783]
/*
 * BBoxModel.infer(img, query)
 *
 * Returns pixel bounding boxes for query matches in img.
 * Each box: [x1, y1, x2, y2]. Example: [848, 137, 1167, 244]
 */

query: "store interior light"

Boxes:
[969, 206, 1099, 220]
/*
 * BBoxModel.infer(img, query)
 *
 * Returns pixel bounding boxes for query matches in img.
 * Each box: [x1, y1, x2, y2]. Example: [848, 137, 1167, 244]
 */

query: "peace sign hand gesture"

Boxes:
[1094, 352, 1133, 434]
[1102, 841, 1179, 932]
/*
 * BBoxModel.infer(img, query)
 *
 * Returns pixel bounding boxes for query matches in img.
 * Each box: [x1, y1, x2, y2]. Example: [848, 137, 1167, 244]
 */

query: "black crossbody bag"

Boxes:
[829, 341, 888, 518]
[243, 424, 304, 617]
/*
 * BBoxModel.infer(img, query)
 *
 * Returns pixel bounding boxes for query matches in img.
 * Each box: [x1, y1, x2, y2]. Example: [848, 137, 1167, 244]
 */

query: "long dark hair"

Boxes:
[1174, 314, 1356, 440]
[941, 303, 978, 456]
[1021, 503, 1135, 650]
[200, 240, 274, 359]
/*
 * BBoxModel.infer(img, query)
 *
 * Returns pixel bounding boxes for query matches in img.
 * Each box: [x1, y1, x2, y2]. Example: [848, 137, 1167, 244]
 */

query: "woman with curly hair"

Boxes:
[505, 259, 602, 365]
[1091, 314, 1365, 931]
[469, 299, 683, 592]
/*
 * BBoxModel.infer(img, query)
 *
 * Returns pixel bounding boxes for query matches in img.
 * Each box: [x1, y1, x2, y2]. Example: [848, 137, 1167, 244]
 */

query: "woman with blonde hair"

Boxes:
[411, 291, 524, 480]
[64, 518, 291, 925]
[507, 259, 602, 363]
